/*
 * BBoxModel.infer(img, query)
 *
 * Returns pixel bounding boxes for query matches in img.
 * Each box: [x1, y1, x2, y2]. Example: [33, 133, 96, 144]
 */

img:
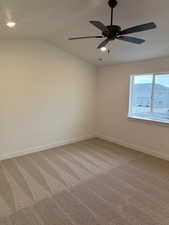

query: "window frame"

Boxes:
[128, 72, 169, 125]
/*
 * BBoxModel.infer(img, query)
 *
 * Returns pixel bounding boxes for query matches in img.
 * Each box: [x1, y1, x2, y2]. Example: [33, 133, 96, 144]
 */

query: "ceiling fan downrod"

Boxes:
[108, 0, 118, 25]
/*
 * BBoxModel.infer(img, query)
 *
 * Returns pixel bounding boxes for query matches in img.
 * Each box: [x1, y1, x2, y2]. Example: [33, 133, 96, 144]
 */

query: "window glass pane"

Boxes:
[132, 75, 153, 115]
[153, 74, 169, 119]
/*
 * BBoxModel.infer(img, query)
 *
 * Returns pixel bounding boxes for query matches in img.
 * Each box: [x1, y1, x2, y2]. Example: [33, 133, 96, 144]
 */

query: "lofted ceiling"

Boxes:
[0, 0, 169, 65]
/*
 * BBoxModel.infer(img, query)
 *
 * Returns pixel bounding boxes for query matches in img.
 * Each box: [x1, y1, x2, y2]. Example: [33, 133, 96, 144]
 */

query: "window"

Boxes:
[128, 73, 169, 124]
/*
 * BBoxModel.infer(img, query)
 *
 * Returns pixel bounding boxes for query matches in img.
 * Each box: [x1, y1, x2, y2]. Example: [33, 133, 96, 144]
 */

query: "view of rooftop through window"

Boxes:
[129, 73, 169, 123]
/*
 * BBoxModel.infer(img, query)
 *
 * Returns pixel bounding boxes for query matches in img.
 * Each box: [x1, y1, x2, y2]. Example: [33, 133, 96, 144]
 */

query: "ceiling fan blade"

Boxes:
[69, 36, 103, 40]
[119, 22, 157, 35]
[90, 21, 109, 33]
[97, 38, 110, 49]
[117, 36, 145, 44]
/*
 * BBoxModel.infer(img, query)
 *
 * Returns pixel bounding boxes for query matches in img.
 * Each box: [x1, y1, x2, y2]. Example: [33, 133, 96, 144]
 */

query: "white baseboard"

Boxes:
[97, 134, 169, 161]
[2, 134, 168, 162]
[0, 134, 95, 161]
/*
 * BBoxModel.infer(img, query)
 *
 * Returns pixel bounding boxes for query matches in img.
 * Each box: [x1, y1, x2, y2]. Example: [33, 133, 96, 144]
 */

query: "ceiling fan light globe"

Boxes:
[100, 47, 107, 52]
[6, 21, 16, 28]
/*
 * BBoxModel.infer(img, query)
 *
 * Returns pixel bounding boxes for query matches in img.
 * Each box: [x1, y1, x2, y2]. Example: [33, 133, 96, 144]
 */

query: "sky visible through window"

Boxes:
[134, 74, 169, 87]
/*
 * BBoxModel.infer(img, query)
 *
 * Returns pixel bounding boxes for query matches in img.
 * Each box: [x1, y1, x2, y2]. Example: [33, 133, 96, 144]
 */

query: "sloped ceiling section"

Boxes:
[0, 0, 168, 65]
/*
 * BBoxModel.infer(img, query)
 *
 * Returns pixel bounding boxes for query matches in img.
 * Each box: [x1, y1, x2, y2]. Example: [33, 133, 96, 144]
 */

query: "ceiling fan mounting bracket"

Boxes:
[108, 0, 118, 9]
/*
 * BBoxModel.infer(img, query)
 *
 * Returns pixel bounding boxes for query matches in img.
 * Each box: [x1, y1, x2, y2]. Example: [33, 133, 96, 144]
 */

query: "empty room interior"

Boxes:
[1, 0, 169, 224]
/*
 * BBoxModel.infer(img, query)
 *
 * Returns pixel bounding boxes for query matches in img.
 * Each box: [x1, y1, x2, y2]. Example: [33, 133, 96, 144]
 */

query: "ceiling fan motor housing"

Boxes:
[103, 25, 121, 39]
[108, 0, 118, 8]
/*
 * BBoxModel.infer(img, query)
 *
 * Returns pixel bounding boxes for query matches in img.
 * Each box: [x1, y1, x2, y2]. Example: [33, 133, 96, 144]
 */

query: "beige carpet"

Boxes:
[0, 138, 169, 225]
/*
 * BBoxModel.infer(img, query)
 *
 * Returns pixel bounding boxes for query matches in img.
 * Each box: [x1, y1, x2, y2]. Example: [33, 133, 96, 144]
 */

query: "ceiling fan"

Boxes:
[69, 0, 157, 49]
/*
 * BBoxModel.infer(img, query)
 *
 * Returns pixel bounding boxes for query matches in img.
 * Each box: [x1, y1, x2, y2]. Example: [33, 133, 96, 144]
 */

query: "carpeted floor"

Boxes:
[0, 138, 169, 225]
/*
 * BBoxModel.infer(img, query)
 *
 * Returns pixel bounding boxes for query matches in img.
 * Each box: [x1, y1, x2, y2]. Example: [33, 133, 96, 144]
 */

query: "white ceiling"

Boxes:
[0, 0, 169, 65]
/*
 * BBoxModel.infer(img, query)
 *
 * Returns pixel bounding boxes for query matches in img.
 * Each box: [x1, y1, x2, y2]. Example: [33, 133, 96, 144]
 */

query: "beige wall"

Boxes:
[0, 40, 96, 159]
[1, 40, 169, 161]
[97, 57, 169, 160]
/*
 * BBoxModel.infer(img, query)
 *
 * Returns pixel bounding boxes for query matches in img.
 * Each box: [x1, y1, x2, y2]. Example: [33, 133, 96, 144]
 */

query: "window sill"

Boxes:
[128, 114, 169, 126]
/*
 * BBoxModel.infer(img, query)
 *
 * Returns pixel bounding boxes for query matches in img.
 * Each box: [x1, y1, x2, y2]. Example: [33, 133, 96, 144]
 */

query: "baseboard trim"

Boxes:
[0, 134, 95, 161]
[2, 134, 168, 162]
[98, 135, 169, 161]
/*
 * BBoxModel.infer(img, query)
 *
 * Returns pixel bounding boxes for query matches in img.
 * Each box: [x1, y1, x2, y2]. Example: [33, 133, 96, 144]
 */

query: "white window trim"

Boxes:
[128, 73, 169, 126]
[151, 74, 155, 113]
